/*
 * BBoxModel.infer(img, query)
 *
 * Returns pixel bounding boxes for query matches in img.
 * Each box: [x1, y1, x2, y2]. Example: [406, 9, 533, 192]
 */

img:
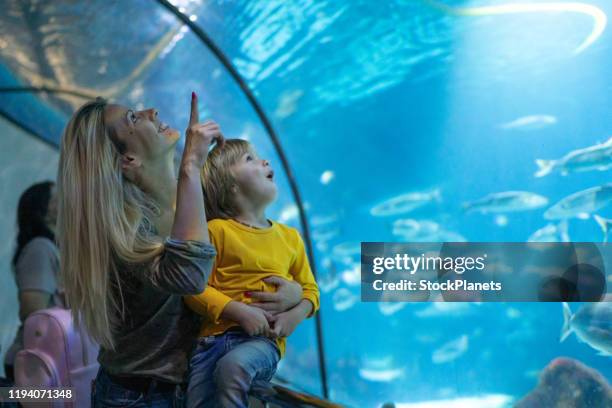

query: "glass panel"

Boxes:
[192, 1, 612, 406]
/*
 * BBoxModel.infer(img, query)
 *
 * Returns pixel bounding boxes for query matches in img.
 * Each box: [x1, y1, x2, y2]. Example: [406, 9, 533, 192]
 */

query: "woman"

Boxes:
[58, 94, 302, 407]
[58, 94, 224, 407]
[4, 181, 63, 382]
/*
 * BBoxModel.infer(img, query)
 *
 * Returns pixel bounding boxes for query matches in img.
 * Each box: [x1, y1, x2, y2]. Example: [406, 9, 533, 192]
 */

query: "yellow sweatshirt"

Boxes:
[184, 218, 320, 356]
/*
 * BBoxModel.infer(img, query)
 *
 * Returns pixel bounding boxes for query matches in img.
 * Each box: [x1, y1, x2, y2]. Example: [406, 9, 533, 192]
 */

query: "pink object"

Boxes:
[14, 307, 99, 408]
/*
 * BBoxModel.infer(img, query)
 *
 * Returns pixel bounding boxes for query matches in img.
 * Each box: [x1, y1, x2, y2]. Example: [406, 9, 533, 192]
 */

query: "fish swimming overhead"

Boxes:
[535, 137, 612, 178]
[527, 221, 569, 242]
[392, 219, 466, 242]
[371, 188, 441, 217]
[561, 302, 612, 356]
[332, 287, 358, 312]
[432, 334, 469, 364]
[392, 219, 440, 238]
[594, 214, 612, 242]
[500, 115, 557, 131]
[544, 184, 612, 220]
[463, 191, 548, 214]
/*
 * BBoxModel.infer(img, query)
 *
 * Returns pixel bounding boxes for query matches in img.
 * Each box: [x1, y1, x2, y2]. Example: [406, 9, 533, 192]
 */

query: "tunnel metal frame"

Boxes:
[0, 86, 91, 147]
[0, 108, 55, 148]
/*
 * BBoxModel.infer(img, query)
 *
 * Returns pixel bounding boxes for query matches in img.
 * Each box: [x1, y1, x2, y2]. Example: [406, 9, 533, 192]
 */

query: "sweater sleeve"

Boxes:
[184, 286, 234, 324]
[144, 239, 216, 294]
[183, 223, 234, 323]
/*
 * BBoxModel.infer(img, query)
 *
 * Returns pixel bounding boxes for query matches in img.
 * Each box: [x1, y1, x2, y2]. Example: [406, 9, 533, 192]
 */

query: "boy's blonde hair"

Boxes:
[202, 138, 251, 220]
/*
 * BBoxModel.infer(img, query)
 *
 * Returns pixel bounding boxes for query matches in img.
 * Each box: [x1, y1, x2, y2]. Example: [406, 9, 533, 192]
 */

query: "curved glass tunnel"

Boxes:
[1, 1, 612, 406]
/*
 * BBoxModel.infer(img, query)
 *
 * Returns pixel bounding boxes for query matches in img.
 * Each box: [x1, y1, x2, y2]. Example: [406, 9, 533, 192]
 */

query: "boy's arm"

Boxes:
[184, 286, 233, 324]
[185, 289, 275, 337]
[270, 231, 320, 338]
[289, 231, 320, 317]
[182, 223, 233, 323]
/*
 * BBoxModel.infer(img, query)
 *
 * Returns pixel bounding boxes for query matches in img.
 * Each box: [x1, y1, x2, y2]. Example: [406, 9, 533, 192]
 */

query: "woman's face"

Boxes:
[103, 104, 180, 163]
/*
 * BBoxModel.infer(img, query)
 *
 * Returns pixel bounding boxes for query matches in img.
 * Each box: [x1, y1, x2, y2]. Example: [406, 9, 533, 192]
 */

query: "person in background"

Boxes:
[4, 181, 63, 382]
[185, 139, 320, 408]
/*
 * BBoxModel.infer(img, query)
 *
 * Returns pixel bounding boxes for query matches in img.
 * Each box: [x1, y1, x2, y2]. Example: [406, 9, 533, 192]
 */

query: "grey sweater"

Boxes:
[98, 238, 216, 384]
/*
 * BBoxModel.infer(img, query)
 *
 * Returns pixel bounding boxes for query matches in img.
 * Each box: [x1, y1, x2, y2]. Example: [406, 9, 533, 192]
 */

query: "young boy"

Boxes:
[185, 139, 319, 408]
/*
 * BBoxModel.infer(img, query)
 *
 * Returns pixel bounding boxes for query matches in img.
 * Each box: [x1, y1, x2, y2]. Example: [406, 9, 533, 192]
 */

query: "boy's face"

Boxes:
[231, 148, 278, 206]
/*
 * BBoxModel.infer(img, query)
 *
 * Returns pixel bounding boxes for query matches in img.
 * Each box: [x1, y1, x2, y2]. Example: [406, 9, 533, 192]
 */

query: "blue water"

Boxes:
[181, 2, 612, 406]
[3, 0, 612, 406]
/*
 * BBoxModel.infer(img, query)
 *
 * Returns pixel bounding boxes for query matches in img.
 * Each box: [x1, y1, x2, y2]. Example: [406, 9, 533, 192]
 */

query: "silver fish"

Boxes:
[527, 221, 569, 242]
[535, 137, 612, 177]
[392, 219, 441, 238]
[561, 302, 612, 356]
[370, 188, 441, 217]
[500, 114, 557, 131]
[435, 230, 468, 242]
[432, 334, 469, 364]
[544, 184, 612, 220]
[332, 287, 358, 312]
[463, 191, 548, 213]
[392, 219, 466, 242]
[593, 214, 612, 242]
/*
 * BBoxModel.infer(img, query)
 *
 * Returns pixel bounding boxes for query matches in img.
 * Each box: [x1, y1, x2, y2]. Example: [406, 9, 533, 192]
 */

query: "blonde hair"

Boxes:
[202, 138, 251, 220]
[57, 98, 163, 349]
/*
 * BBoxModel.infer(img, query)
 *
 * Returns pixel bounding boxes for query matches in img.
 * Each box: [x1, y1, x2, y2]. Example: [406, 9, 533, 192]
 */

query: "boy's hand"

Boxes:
[235, 303, 274, 337]
[269, 299, 313, 338]
[249, 276, 303, 314]
[269, 310, 300, 338]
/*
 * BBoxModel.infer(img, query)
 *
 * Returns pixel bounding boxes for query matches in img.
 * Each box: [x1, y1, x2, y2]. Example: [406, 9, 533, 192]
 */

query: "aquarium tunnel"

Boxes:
[1, 1, 612, 407]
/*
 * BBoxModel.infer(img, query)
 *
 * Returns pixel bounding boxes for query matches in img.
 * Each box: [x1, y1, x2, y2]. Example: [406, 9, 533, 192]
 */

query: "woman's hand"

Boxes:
[182, 92, 225, 168]
[171, 92, 224, 243]
[249, 276, 303, 314]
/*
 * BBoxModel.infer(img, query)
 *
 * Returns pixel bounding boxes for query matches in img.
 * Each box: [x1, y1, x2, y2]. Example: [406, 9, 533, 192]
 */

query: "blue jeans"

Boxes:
[92, 368, 184, 408]
[186, 330, 280, 408]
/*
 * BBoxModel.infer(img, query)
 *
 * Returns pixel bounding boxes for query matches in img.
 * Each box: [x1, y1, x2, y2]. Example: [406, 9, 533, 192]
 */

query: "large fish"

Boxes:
[500, 115, 557, 131]
[535, 137, 612, 178]
[544, 184, 612, 220]
[358, 357, 405, 382]
[527, 221, 569, 242]
[463, 191, 548, 213]
[371, 189, 441, 217]
[393, 219, 440, 238]
[432, 334, 469, 364]
[332, 287, 358, 312]
[594, 214, 612, 242]
[392, 219, 466, 242]
[561, 302, 612, 356]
